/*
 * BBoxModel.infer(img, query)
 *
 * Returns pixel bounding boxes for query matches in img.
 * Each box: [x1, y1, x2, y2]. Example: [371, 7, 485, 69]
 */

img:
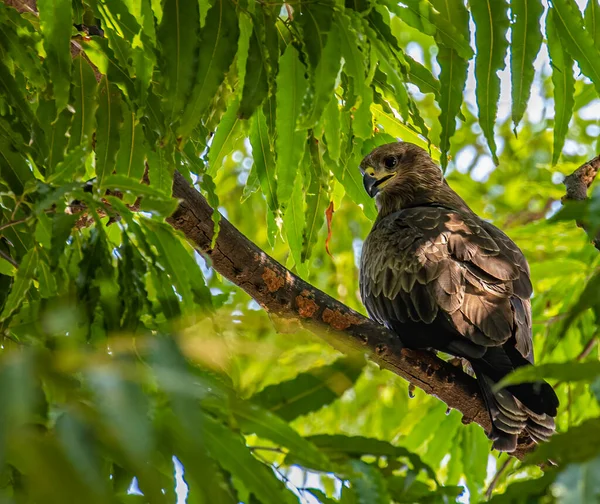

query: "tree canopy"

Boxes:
[0, 0, 599, 502]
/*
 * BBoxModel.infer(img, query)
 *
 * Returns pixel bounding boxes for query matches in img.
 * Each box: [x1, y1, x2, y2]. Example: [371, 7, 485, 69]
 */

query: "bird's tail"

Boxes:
[471, 363, 557, 452]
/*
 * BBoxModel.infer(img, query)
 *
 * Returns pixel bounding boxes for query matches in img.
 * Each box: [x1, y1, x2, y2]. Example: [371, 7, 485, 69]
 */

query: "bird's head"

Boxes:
[359, 142, 443, 199]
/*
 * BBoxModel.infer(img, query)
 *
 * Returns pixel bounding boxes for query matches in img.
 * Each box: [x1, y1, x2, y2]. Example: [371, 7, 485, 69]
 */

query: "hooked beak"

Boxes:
[362, 169, 396, 198]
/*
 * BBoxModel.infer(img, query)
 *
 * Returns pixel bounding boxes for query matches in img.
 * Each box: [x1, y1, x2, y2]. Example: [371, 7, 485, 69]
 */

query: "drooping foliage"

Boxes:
[0, 0, 599, 502]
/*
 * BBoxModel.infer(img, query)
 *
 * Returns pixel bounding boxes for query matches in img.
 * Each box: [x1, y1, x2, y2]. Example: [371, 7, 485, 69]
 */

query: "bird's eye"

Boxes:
[383, 156, 398, 169]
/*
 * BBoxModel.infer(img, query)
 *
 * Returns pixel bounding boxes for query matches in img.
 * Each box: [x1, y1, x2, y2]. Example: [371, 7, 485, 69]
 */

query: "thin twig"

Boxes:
[0, 249, 18, 269]
[554, 334, 598, 388]
[0, 216, 31, 232]
[485, 458, 512, 500]
[576, 334, 598, 361]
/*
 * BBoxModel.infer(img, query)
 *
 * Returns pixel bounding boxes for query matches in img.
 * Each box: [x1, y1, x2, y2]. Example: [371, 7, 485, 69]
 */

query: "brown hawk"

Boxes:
[359, 142, 558, 452]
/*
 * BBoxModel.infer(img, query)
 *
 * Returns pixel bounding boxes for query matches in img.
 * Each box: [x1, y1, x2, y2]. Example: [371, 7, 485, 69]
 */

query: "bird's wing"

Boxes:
[359, 206, 533, 359]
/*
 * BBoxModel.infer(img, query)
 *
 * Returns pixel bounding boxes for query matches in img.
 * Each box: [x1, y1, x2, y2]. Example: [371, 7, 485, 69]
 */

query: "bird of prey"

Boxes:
[359, 142, 559, 452]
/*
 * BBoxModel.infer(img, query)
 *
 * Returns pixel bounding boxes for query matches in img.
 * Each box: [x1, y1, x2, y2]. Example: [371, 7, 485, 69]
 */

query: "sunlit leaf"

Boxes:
[250, 108, 278, 212]
[547, 9, 576, 165]
[179, 0, 240, 138]
[299, 7, 341, 129]
[551, 0, 600, 94]
[488, 471, 556, 502]
[526, 417, 600, 465]
[471, 0, 509, 164]
[238, 14, 270, 119]
[283, 171, 308, 277]
[208, 98, 245, 176]
[0, 248, 37, 321]
[510, 0, 544, 130]
[202, 413, 297, 504]
[68, 56, 99, 153]
[275, 44, 308, 212]
[115, 103, 146, 184]
[37, 0, 72, 114]
[348, 460, 392, 504]
[95, 77, 123, 186]
[302, 135, 330, 262]
[156, 0, 200, 123]
[584, 0, 600, 50]
[499, 361, 600, 388]
[253, 356, 365, 422]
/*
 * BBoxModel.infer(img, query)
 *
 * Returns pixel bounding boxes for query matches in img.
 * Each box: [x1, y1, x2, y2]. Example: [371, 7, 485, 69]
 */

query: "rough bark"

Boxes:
[167, 171, 536, 460]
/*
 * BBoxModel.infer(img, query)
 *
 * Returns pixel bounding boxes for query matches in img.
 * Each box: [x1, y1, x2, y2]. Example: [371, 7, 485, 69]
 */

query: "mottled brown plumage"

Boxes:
[359, 142, 558, 451]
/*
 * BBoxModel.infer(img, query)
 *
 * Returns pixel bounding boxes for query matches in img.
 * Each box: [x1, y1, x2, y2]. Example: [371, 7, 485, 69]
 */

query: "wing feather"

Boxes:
[360, 206, 534, 357]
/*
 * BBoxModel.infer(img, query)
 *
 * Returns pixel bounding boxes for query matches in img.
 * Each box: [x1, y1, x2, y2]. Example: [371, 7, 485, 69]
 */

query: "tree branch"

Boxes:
[563, 154, 600, 251]
[167, 172, 535, 460]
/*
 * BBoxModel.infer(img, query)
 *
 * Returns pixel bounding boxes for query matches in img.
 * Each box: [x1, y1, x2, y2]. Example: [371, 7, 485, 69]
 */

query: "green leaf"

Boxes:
[510, 0, 544, 130]
[37, 99, 72, 173]
[68, 56, 98, 153]
[150, 338, 235, 504]
[48, 144, 91, 184]
[553, 456, 600, 504]
[252, 356, 365, 422]
[497, 361, 600, 388]
[371, 104, 432, 153]
[405, 55, 440, 97]
[198, 172, 221, 248]
[37, 0, 72, 114]
[238, 16, 270, 119]
[179, 0, 240, 138]
[101, 174, 166, 198]
[298, 0, 335, 69]
[0, 137, 34, 196]
[208, 98, 245, 176]
[283, 171, 308, 278]
[202, 413, 297, 504]
[95, 78, 123, 186]
[338, 15, 373, 140]
[0, 350, 40, 467]
[461, 424, 489, 500]
[489, 471, 555, 503]
[203, 395, 331, 471]
[275, 44, 308, 212]
[143, 220, 211, 311]
[50, 213, 78, 267]
[387, 476, 463, 503]
[323, 95, 342, 162]
[114, 103, 146, 183]
[584, 0, 600, 50]
[35, 211, 52, 250]
[0, 5, 45, 90]
[302, 135, 329, 262]
[0, 59, 38, 148]
[87, 364, 153, 462]
[308, 435, 436, 480]
[348, 460, 392, 504]
[0, 248, 37, 321]
[145, 144, 175, 196]
[156, 0, 200, 122]
[249, 108, 278, 212]
[327, 139, 376, 221]
[299, 12, 342, 129]
[471, 0, 509, 164]
[526, 418, 600, 466]
[547, 9, 575, 166]
[390, 0, 473, 60]
[55, 411, 112, 500]
[551, 0, 600, 94]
